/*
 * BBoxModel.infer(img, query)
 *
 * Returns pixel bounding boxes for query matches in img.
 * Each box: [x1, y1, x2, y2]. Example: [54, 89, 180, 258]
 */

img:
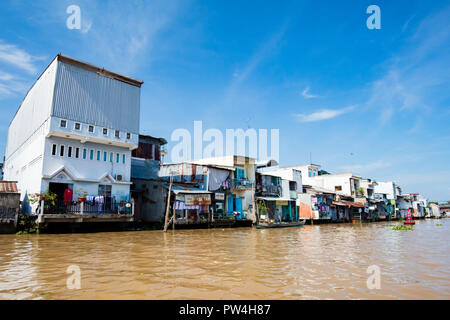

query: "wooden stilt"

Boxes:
[163, 173, 173, 232]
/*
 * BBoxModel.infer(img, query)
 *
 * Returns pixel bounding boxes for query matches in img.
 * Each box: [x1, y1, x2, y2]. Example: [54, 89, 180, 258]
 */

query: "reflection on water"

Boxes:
[0, 220, 449, 299]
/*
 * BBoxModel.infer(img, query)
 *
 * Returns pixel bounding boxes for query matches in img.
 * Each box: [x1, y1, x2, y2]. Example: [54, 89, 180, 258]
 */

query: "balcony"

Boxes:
[36, 199, 134, 225]
[44, 200, 132, 215]
[231, 178, 254, 190]
[256, 184, 281, 197]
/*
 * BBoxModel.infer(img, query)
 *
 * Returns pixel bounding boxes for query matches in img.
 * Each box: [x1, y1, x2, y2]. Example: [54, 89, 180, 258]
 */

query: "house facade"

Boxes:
[194, 156, 256, 221]
[3, 54, 141, 215]
[255, 166, 302, 223]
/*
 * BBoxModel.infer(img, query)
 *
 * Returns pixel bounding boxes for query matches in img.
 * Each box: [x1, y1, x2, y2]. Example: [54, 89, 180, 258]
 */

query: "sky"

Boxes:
[0, 0, 449, 201]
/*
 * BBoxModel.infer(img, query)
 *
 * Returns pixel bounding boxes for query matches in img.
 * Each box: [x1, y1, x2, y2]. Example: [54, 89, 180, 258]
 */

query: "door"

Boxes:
[236, 197, 242, 213]
[227, 195, 234, 214]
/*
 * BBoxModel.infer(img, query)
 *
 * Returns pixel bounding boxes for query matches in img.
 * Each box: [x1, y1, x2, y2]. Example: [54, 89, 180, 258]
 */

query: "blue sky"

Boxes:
[0, 0, 449, 201]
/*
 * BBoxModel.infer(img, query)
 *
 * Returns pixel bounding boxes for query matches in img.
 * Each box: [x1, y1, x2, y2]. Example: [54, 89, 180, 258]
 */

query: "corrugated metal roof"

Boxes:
[52, 60, 140, 134]
[0, 181, 19, 193]
[333, 200, 365, 208]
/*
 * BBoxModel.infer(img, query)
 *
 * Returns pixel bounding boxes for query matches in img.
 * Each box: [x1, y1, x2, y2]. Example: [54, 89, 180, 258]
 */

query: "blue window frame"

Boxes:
[90, 150, 94, 160]
[116, 153, 119, 163]
[122, 154, 126, 164]
[83, 148, 87, 159]
[97, 150, 100, 161]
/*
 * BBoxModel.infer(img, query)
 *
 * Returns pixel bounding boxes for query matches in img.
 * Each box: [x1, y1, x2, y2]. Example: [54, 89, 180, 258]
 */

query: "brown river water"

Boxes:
[0, 219, 449, 300]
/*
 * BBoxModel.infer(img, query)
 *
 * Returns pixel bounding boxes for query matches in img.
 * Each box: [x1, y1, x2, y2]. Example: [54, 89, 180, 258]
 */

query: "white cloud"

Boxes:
[295, 105, 355, 122]
[301, 86, 318, 99]
[0, 41, 40, 74]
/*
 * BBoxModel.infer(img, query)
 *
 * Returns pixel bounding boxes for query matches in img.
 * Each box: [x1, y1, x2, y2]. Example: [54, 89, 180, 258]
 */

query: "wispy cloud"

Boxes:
[365, 6, 450, 125]
[59, 0, 184, 75]
[0, 41, 41, 74]
[0, 71, 29, 99]
[339, 160, 392, 173]
[295, 105, 355, 122]
[227, 21, 289, 96]
[301, 86, 318, 99]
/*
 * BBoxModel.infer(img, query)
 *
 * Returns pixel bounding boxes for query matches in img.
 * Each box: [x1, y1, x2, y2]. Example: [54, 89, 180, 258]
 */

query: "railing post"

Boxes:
[40, 200, 45, 215]
[80, 201, 84, 215]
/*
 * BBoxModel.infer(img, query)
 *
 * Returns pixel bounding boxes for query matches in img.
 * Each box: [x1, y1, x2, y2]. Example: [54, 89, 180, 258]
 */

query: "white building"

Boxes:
[3, 54, 142, 214]
[374, 181, 399, 200]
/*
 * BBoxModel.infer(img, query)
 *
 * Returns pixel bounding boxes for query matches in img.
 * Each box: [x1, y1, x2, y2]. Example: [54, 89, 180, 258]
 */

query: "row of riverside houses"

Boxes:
[1, 55, 443, 232]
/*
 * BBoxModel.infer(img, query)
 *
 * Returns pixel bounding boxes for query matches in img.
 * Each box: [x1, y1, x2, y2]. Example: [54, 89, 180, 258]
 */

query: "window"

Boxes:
[335, 186, 342, 191]
[110, 152, 113, 162]
[116, 153, 120, 163]
[88, 125, 94, 133]
[289, 181, 296, 191]
[97, 150, 101, 161]
[74, 123, 81, 130]
[126, 132, 131, 139]
[104, 151, 107, 162]
[115, 130, 120, 138]
[60, 119, 67, 128]
[308, 170, 312, 177]
[68, 146, 72, 158]
[51, 144, 57, 156]
[98, 184, 112, 197]
[60, 145, 65, 157]
[122, 154, 126, 164]
[83, 148, 87, 159]
[75, 147, 80, 158]
[103, 128, 108, 135]
[90, 150, 94, 160]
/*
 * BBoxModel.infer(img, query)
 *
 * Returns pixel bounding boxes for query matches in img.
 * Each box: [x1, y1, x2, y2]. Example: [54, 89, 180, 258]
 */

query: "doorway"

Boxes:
[49, 182, 72, 202]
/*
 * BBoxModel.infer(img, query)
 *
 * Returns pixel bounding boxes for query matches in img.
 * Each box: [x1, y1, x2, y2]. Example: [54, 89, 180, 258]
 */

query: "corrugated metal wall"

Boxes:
[5, 60, 57, 160]
[52, 61, 140, 134]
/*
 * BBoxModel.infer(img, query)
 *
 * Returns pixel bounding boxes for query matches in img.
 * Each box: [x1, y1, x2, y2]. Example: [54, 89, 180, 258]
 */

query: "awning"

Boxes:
[333, 200, 365, 208]
[256, 196, 293, 201]
[163, 185, 211, 195]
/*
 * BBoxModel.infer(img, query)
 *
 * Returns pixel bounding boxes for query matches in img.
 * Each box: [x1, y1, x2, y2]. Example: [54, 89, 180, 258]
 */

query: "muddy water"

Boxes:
[0, 219, 449, 300]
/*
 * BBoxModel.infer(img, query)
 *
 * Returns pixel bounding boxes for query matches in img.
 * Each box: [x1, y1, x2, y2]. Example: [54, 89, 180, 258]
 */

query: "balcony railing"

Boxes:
[231, 178, 254, 190]
[256, 184, 281, 196]
[43, 200, 132, 215]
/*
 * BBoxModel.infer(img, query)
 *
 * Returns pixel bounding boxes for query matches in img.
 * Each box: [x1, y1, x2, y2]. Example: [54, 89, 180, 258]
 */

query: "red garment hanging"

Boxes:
[64, 188, 73, 205]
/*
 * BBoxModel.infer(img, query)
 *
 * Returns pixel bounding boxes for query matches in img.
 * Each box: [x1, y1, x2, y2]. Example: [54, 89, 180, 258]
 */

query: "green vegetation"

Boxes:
[27, 189, 58, 206]
[16, 214, 38, 234]
[392, 225, 413, 231]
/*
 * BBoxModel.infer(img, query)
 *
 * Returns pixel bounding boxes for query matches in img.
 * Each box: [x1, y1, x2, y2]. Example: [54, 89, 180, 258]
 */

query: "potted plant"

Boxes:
[28, 189, 57, 206]
[75, 188, 88, 202]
